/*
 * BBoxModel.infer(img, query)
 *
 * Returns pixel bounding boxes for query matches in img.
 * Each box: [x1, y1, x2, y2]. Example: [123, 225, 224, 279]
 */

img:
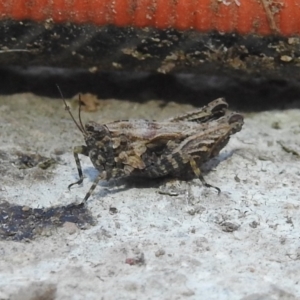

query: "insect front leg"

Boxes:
[82, 172, 105, 203]
[189, 157, 221, 194]
[68, 145, 89, 190]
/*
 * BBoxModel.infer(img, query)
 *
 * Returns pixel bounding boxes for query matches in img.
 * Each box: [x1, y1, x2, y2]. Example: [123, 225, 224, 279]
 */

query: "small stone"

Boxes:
[155, 249, 166, 257]
[22, 206, 30, 212]
[63, 222, 78, 235]
[280, 55, 293, 62]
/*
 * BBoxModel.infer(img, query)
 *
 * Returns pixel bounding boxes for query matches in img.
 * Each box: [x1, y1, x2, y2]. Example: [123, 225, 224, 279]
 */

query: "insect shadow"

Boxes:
[201, 150, 236, 172]
[79, 149, 236, 199]
[78, 166, 166, 198]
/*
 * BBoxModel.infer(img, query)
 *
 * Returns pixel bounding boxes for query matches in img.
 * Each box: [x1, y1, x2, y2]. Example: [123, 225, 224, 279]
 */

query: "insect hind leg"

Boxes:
[189, 157, 221, 194]
[68, 145, 89, 190]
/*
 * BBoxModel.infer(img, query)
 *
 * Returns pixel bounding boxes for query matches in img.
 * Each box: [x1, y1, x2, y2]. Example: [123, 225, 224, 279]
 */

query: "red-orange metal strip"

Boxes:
[155, 0, 174, 29]
[134, 0, 155, 28]
[194, 0, 213, 32]
[89, 0, 109, 25]
[236, 0, 255, 35]
[175, 0, 195, 30]
[280, 0, 297, 36]
[114, 0, 132, 26]
[51, 0, 68, 23]
[0, 0, 299, 36]
[29, 0, 50, 22]
[71, 0, 89, 23]
[213, 2, 234, 33]
[9, 0, 28, 20]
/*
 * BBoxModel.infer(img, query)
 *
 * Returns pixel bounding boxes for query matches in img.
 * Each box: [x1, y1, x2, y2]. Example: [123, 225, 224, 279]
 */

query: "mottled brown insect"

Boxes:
[61, 91, 243, 203]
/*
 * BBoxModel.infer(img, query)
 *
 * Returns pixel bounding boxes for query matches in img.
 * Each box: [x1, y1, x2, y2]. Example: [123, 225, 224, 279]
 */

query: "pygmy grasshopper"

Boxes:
[61, 93, 243, 203]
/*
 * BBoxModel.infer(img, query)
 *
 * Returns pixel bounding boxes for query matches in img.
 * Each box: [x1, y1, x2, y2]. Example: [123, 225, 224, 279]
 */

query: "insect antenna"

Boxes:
[78, 94, 86, 135]
[56, 85, 87, 136]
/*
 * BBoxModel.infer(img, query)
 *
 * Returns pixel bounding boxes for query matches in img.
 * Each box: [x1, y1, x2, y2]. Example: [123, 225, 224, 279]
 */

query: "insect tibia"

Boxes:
[68, 145, 89, 190]
[189, 157, 221, 194]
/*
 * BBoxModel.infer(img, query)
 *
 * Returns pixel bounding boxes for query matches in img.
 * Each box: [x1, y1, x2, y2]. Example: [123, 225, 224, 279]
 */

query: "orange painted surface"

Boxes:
[51, 0, 68, 23]
[0, 0, 299, 36]
[280, 0, 297, 36]
[236, 0, 256, 35]
[88, 0, 108, 26]
[134, 0, 154, 27]
[71, 0, 89, 23]
[30, 0, 50, 22]
[114, 0, 132, 26]
[194, 0, 213, 32]
[214, 2, 235, 33]
[9, 0, 27, 20]
[155, 0, 174, 29]
[175, 0, 196, 30]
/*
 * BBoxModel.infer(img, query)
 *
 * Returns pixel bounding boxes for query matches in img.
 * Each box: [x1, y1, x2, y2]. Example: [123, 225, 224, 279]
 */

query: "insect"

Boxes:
[60, 89, 244, 204]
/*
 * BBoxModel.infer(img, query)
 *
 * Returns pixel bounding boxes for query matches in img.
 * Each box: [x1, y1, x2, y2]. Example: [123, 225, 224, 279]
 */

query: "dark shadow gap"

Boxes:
[1, 66, 299, 111]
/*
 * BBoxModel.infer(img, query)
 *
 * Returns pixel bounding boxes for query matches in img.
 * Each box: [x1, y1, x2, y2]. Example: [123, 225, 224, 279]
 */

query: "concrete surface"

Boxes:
[0, 93, 299, 299]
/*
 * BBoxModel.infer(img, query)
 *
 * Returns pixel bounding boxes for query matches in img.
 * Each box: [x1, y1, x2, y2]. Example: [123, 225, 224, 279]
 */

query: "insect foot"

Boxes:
[60, 91, 244, 204]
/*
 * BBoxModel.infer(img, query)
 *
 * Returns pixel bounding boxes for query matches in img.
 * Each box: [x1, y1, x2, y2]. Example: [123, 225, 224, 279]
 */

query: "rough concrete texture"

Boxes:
[0, 93, 299, 299]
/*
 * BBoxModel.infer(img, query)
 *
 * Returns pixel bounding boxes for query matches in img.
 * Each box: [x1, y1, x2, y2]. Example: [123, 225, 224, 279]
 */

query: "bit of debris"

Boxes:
[277, 141, 300, 157]
[158, 189, 179, 196]
[221, 221, 240, 232]
[280, 55, 293, 62]
[14, 152, 56, 170]
[109, 206, 118, 214]
[125, 253, 145, 266]
[271, 121, 281, 129]
[219, 0, 241, 6]
[72, 93, 103, 112]
[249, 221, 260, 228]
[186, 205, 205, 216]
[155, 249, 166, 257]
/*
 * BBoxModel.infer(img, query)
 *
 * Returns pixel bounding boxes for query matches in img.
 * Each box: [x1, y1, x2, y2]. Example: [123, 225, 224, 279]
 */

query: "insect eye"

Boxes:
[229, 113, 243, 124]
[85, 121, 99, 132]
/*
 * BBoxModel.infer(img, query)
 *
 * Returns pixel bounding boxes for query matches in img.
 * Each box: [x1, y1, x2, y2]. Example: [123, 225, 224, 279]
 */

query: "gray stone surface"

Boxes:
[0, 93, 299, 299]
